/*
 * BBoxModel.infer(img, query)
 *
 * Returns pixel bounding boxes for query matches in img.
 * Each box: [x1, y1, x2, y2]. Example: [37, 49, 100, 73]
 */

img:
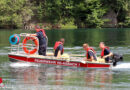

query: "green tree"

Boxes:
[72, 0, 106, 28]
[43, 0, 73, 24]
[0, 0, 35, 28]
[101, 0, 130, 27]
[0, 0, 129, 29]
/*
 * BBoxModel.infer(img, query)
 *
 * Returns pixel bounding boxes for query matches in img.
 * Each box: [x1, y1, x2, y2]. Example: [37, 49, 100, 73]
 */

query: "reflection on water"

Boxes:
[7, 63, 113, 90]
[0, 28, 130, 47]
[2, 62, 129, 90]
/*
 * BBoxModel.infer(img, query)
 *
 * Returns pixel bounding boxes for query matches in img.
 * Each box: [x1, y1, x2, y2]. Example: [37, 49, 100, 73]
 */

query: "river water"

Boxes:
[0, 28, 130, 90]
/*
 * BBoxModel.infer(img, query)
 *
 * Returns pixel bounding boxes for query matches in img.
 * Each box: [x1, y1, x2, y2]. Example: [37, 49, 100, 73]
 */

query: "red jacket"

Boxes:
[36, 29, 46, 37]
[0, 77, 2, 84]
[86, 47, 96, 59]
[101, 46, 109, 57]
[54, 41, 64, 53]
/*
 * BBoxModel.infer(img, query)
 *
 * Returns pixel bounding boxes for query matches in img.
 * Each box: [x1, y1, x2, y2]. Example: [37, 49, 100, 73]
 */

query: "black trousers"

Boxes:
[105, 57, 110, 63]
[38, 44, 47, 56]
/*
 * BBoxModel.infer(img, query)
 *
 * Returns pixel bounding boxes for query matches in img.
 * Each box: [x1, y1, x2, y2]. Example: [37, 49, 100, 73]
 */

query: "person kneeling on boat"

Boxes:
[99, 42, 113, 63]
[54, 38, 65, 58]
[83, 43, 97, 62]
[29, 25, 47, 56]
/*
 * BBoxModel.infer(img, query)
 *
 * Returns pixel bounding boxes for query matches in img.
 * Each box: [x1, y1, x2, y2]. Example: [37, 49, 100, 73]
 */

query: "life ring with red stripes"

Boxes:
[22, 37, 39, 54]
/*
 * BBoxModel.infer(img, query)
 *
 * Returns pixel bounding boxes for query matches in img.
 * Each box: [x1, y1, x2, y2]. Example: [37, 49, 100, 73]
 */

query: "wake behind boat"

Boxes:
[8, 33, 121, 69]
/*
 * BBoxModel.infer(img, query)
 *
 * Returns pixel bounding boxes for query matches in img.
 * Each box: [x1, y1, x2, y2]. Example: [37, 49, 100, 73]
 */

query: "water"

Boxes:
[0, 28, 130, 90]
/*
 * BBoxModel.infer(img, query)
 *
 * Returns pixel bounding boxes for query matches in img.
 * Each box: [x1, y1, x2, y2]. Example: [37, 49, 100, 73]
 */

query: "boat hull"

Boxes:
[8, 54, 112, 69]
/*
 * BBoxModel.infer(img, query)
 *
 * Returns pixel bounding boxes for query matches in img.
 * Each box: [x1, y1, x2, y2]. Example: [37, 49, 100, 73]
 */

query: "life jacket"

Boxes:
[54, 41, 64, 53]
[86, 47, 96, 59]
[101, 46, 109, 57]
[36, 28, 46, 37]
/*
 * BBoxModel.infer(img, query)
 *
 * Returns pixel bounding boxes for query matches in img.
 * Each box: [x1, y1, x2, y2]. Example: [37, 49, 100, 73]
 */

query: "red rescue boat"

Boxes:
[8, 53, 112, 68]
[8, 33, 112, 69]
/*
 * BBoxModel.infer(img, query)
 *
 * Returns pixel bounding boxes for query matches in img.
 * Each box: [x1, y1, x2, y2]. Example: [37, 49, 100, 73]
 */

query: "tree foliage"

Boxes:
[72, 0, 106, 28]
[0, 0, 129, 29]
[101, 0, 130, 27]
[0, 0, 35, 28]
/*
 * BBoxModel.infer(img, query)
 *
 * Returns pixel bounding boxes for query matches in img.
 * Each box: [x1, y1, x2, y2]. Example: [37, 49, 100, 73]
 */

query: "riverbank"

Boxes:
[0, 28, 130, 31]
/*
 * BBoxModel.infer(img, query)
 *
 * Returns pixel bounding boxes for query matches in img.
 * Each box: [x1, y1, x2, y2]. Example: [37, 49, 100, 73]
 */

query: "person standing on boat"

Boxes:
[83, 43, 97, 62]
[99, 42, 113, 63]
[54, 38, 65, 58]
[30, 25, 47, 56]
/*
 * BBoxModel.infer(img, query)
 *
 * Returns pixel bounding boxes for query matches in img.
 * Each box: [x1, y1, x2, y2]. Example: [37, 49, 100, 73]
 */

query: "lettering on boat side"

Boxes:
[35, 59, 56, 64]
[34, 59, 78, 66]
[57, 61, 78, 66]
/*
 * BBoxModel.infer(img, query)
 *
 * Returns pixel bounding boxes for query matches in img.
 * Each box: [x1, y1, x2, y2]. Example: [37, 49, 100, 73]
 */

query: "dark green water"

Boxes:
[0, 29, 130, 90]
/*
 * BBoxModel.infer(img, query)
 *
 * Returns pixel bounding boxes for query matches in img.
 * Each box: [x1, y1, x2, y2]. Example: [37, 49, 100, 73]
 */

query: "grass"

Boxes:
[61, 22, 77, 29]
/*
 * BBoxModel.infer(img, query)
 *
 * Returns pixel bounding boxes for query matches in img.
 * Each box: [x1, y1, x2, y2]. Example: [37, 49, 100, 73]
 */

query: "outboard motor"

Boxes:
[112, 53, 123, 66]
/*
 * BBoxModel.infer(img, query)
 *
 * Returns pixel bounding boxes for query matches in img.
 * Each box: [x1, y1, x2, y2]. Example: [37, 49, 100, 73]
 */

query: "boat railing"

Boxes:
[10, 33, 72, 61]
[10, 33, 39, 55]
